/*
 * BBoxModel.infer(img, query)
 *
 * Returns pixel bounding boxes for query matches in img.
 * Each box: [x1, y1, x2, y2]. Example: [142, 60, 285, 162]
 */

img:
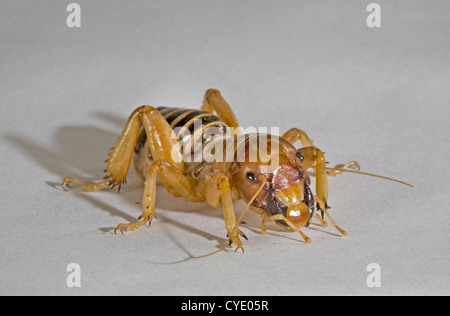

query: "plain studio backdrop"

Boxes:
[1, 0, 449, 295]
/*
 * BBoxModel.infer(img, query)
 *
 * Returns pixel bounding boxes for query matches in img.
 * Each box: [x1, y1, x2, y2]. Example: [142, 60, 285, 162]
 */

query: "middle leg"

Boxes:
[114, 105, 200, 233]
[114, 160, 197, 233]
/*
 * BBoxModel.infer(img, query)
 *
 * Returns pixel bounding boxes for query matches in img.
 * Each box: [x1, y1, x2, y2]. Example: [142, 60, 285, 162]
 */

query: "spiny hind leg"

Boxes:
[63, 104, 184, 192]
[62, 106, 157, 192]
[62, 178, 110, 192]
[114, 160, 197, 234]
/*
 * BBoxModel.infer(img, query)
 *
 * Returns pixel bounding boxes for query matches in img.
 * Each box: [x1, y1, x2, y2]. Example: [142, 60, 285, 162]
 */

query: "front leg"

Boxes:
[282, 127, 355, 237]
[205, 173, 246, 252]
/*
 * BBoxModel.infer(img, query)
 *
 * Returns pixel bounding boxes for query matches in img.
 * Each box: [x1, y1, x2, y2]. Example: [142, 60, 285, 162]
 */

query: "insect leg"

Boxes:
[314, 195, 347, 236]
[62, 106, 157, 192]
[63, 105, 184, 193]
[201, 89, 240, 129]
[114, 160, 197, 234]
[282, 128, 315, 147]
[249, 206, 269, 234]
[314, 212, 328, 227]
[103, 106, 151, 187]
[62, 177, 110, 192]
[295, 146, 347, 236]
[114, 105, 197, 233]
[205, 173, 245, 252]
[297, 146, 329, 209]
[139, 107, 184, 171]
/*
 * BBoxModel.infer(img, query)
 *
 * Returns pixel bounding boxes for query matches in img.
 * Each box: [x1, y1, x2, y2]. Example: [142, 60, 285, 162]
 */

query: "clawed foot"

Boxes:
[227, 228, 247, 253]
[114, 215, 152, 235]
[62, 177, 77, 191]
[62, 177, 114, 192]
[229, 237, 244, 253]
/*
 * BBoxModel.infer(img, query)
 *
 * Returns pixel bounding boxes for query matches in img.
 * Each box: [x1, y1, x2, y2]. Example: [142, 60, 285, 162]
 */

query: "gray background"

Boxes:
[1, 0, 449, 295]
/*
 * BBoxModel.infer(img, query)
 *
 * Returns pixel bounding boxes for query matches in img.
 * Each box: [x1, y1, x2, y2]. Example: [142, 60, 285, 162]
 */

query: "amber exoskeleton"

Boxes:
[64, 89, 409, 252]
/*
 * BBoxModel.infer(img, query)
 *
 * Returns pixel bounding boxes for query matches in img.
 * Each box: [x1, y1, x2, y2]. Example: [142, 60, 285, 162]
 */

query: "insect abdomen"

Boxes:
[156, 106, 228, 137]
[132, 107, 229, 179]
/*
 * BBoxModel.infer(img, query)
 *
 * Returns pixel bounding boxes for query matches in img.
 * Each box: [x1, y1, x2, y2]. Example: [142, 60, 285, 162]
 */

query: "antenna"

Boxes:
[312, 165, 414, 188]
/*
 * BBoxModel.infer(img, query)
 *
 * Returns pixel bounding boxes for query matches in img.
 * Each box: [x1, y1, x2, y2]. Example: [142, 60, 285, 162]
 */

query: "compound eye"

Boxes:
[296, 151, 305, 163]
[246, 172, 258, 182]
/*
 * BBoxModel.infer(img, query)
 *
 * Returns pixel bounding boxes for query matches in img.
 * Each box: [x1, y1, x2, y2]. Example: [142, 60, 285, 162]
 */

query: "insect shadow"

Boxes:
[5, 111, 230, 254]
[6, 118, 135, 222]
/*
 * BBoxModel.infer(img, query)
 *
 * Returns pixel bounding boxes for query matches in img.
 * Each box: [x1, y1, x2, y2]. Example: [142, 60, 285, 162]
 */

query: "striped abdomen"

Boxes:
[156, 106, 228, 138]
[132, 107, 230, 179]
